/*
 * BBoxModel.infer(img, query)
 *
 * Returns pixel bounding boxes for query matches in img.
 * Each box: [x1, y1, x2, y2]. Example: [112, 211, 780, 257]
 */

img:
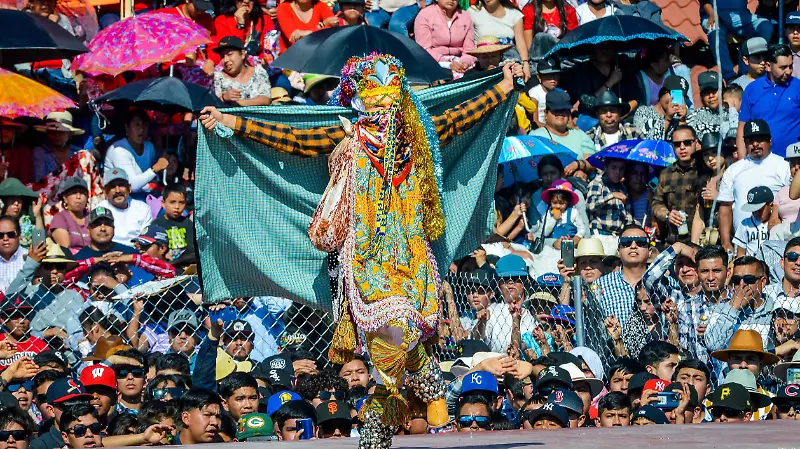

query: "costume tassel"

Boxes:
[329, 302, 357, 365]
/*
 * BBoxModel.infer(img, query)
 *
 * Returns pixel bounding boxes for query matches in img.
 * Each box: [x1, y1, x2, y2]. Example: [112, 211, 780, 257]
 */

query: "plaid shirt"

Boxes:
[595, 258, 675, 325]
[586, 123, 642, 152]
[652, 159, 699, 243]
[0, 246, 25, 294]
[704, 294, 775, 354]
[233, 86, 508, 155]
[586, 175, 633, 235]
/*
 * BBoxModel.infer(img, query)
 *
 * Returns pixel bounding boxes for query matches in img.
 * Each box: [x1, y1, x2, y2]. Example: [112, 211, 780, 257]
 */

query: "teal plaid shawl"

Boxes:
[195, 73, 517, 309]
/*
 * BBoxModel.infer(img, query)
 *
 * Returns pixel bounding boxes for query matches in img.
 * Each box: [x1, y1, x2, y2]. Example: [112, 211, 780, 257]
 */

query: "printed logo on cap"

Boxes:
[553, 390, 564, 402]
[67, 379, 81, 393]
[233, 321, 246, 331]
[680, 79, 688, 89]
[786, 385, 799, 397]
[246, 416, 265, 428]
[328, 402, 339, 414]
[279, 391, 293, 404]
[269, 359, 286, 370]
[470, 373, 483, 385]
[92, 367, 105, 379]
[751, 122, 760, 133]
[540, 366, 559, 379]
[542, 402, 554, 411]
[541, 273, 559, 283]
[269, 369, 280, 381]
[787, 143, 800, 158]
[748, 192, 755, 202]
[720, 387, 730, 400]
[655, 380, 666, 392]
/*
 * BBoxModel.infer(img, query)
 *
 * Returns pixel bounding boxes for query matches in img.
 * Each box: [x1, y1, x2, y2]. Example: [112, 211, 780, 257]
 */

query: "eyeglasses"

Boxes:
[0, 231, 18, 239]
[671, 138, 696, 148]
[710, 407, 745, 419]
[66, 423, 105, 437]
[618, 236, 649, 248]
[730, 275, 762, 285]
[114, 366, 145, 379]
[786, 252, 800, 263]
[457, 415, 491, 428]
[152, 387, 185, 400]
[318, 391, 346, 401]
[0, 431, 28, 442]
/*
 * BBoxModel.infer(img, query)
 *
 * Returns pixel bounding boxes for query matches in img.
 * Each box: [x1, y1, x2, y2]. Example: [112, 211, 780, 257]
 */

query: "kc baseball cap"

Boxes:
[46, 377, 93, 404]
[461, 371, 499, 396]
[236, 413, 276, 442]
[632, 405, 669, 424]
[741, 185, 774, 213]
[267, 391, 302, 416]
[80, 364, 117, 390]
[741, 37, 769, 56]
[743, 119, 771, 138]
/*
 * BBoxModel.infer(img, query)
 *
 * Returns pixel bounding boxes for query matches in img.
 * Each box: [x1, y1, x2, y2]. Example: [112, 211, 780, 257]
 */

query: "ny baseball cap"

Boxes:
[527, 402, 569, 428]
[537, 58, 561, 75]
[461, 371, 499, 396]
[46, 377, 93, 404]
[236, 413, 276, 442]
[536, 365, 573, 391]
[632, 405, 669, 424]
[267, 390, 301, 416]
[132, 224, 168, 246]
[741, 185, 774, 213]
[643, 379, 672, 393]
[743, 119, 770, 138]
[103, 168, 129, 185]
[80, 364, 117, 390]
[627, 372, 658, 393]
[705, 383, 752, 412]
[741, 37, 769, 56]
[89, 206, 114, 225]
[315, 400, 352, 425]
[168, 309, 200, 332]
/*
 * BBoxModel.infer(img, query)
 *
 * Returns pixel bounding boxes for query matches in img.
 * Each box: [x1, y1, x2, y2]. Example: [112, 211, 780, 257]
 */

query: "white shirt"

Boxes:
[0, 246, 25, 293]
[484, 302, 538, 353]
[717, 153, 791, 231]
[733, 216, 770, 256]
[528, 84, 547, 123]
[97, 198, 154, 246]
[468, 6, 523, 41]
[575, 2, 615, 25]
[104, 138, 158, 193]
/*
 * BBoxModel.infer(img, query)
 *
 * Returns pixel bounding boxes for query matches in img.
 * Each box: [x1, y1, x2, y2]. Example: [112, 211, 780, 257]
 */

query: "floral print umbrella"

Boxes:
[0, 68, 76, 119]
[72, 12, 211, 76]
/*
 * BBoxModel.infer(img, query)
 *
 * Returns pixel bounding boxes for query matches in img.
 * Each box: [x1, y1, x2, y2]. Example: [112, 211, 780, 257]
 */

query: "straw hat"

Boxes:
[42, 240, 73, 264]
[710, 329, 780, 365]
[34, 111, 84, 135]
[466, 35, 513, 55]
[303, 75, 339, 94]
[575, 238, 606, 260]
[270, 87, 292, 104]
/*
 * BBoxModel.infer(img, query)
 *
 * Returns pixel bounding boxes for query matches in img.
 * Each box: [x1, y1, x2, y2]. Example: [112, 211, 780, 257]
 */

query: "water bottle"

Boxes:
[677, 210, 689, 237]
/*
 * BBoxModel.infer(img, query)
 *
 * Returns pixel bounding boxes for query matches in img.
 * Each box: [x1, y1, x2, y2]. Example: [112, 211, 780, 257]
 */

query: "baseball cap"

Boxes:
[46, 377, 93, 404]
[58, 177, 88, 198]
[236, 413, 276, 442]
[786, 142, 800, 159]
[662, 75, 689, 95]
[546, 388, 584, 415]
[103, 168, 129, 185]
[721, 369, 773, 409]
[315, 400, 352, 425]
[167, 309, 199, 332]
[495, 254, 529, 278]
[261, 354, 292, 372]
[264, 368, 294, 390]
[89, 206, 114, 225]
[132, 225, 168, 246]
[456, 339, 491, 358]
[698, 70, 722, 92]
[537, 58, 561, 75]
[741, 37, 769, 56]
[527, 402, 569, 428]
[267, 390, 302, 416]
[190, 0, 213, 11]
[214, 36, 245, 54]
[225, 320, 254, 337]
[743, 119, 770, 138]
[545, 89, 572, 112]
[627, 372, 658, 393]
[536, 365, 573, 391]
[34, 350, 68, 371]
[461, 371, 499, 396]
[462, 268, 495, 289]
[643, 379, 671, 393]
[774, 384, 800, 403]
[80, 364, 117, 390]
[740, 185, 774, 213]
[632, 405, 669, 424]
[705, 382, 752, 412]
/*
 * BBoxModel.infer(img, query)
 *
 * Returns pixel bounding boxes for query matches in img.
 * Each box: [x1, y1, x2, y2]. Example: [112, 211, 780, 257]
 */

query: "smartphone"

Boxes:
[296, 418, 314, 440]
[653, 392, 680, 409]
[561, 239, 575, 269]
[670, 89, 684, 106]
[208, 306, 237, 323]
[787, 368, 800, 384]
[32, 229, 46, 248]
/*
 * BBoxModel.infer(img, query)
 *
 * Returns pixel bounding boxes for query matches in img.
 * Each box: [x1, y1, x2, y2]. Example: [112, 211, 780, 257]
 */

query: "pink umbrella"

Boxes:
[72, 12, 211, 76]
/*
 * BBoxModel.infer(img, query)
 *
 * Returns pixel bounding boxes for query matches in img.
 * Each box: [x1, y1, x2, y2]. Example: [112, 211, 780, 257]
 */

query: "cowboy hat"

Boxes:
[270, 87, 292, 105]
[303, 75, 339, 94]
[774, 351, 800, 381]
[575, 238, 605, 260]
[42, 240, 73, 264]
[466, 35, 513, 55]
[0, 118, 27, 132]
[710, 329, 780, 365]
[33, 111, 85, 135]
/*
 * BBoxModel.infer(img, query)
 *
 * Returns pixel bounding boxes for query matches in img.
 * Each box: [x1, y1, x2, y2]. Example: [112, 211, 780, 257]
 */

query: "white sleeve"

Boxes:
[104, 146, 157, 192]
[717, 168, 735, 202]
[783, 162, 793, 187]
[732, 223, 748, 249]
[572, 207, 587, 238]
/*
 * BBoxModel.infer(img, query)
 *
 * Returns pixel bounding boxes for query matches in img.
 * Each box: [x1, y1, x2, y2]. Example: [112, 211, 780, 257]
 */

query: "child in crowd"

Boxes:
[723, 84, 743, 113]
[732, 37, 768, 89]
[153, 184, 196, 273]
[337, 0, 366, 26]
[529, 58, 562, 129]
[533, 179, 586, 244]
[586, 158, 633, 237]
[734, 185, 773, 257]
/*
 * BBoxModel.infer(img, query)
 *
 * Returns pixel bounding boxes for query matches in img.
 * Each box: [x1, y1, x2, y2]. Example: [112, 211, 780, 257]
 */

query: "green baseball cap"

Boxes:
[236, 413, 276, 442]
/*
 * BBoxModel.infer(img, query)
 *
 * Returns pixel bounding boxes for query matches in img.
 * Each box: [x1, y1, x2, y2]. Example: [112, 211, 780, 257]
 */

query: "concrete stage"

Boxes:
[159, 421, 798, 448]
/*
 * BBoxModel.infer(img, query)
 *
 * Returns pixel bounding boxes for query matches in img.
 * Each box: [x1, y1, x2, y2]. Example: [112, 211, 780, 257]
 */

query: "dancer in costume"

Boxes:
[200, 56, 521, 448]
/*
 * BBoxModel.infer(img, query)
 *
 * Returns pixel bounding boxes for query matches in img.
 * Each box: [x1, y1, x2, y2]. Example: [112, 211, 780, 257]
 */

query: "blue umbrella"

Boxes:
[545, 15, 687, 59]
[499, 135, 577, 188]
[587, 139, 675, 170]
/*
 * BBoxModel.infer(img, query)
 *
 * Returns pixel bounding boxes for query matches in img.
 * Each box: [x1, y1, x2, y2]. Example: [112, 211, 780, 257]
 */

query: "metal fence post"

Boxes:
[572, 275, 585, 347]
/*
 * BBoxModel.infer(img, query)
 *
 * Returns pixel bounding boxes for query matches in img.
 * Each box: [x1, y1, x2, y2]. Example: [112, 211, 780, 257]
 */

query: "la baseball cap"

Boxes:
[741, 185, 774, 213]
[632, 405, 669, 424]
[267, 390, 301, 416]
[46, 377, 93, 404]
[236, 413, 276, 442]
[80, 364, 117, 390]
[743, 119, 771, 138]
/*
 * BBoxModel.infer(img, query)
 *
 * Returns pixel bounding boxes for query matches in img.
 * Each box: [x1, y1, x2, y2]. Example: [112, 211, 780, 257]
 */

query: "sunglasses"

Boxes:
[115, 366, 145, 379]
[786, 252, 800, 263]
[710, 407, 745, 419]
[0, 231, 17, 239]
[618, 236, 649, 248]
[7, 381, 32, 392]
[318, 391, 346, 401]
[671, 138, 696, 148]
[0, 431, 28, 442]
[41, 262, 67, 271]
[457, 415, 491, 428]
[730, 275, 762, 285]
[66, 423, 105, 437]
[152, 388, 185, 400]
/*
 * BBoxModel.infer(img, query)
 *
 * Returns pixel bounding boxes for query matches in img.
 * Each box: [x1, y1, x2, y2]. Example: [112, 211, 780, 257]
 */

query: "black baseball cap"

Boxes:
[627, 372, 658, 393]
[546, 388, 583, 415]
[536, 365, 573, 391]
[457, 339, 491, 358]
[662, 75, 689, 95]
[631, 405, 669, 424]
[462, 268, 495, 289]
[527, 402, 569, 428]
[191, 0, 214, 11]
[706, 383, 753, 412]
[743, 119, 771, 138]
[264, 368, 294, 390]
[545, 89, 572, 112]
[774, 384, 800, 403]
[89, 206, 114, 225]
[225, 320, 254, 338]
[213, 36, 245, 54]
[698, 70, 722, 92]
[741, 185, 774, 213]
[34, 350, 68, 371]
[46, 378, 93, 404]
[339, 0, 366, 4]
[315, 400, 352, 425]
[537, 58, 561, 75]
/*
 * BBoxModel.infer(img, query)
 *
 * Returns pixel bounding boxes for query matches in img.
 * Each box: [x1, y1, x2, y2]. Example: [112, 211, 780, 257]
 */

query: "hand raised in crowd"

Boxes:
[293, 359, 319, 376]
[27, 240, 48, 263]
[672, 382, 692, 424]
[662, 298, 678, 325]
[152, 156, 170, 172]
[1, 357, 38, 383]
[606, 67, 623, 88]
[552, 324, 572, 351]
[532, 326, 550, 355]
[142, 423, 174, 445]
[0, 340, 16, 360]
[42, 327, 68, 340]
[475, 305, 490, 323]
[604, 315, 622, 341]
[104, 253, 134, 265]
[473, 354, 516, 378]
[209, 318, 225, 341]
[557, 258, 575, 283]
[32, 196, 44, 217]
[668, 103, 688, 121]
[498, 62, 524, 95]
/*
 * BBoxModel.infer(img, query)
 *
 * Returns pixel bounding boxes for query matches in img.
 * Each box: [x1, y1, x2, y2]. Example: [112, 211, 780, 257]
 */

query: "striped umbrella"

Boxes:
[498, 135, 577, 188]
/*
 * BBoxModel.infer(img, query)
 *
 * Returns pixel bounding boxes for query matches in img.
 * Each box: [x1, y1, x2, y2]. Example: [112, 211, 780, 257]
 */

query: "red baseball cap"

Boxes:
[643, 379, 672, 393]
[80, 364, 117, 390]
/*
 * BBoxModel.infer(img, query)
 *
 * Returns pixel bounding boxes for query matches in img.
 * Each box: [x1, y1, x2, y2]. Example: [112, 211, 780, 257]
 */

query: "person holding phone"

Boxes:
[633, 75, 689, 141]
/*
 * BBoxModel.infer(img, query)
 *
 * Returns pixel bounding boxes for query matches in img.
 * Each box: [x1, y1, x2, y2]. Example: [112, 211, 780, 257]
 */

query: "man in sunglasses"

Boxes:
[764, 237, 800, 353]
[60, 403, 104, 449]
[653, 125, 701, 244]
[30, 377, 93, 449]
[705, 382, 754, 423]
[314, 400, 352, 438]
[0, 216, 25, 293]
[455, 394, 493, 432]
[107, 349, 147, 417]
[484, 255, 538, 355]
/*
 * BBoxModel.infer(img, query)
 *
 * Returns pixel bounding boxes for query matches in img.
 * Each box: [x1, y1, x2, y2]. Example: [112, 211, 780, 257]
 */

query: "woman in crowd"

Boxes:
[213, 37, 272, 107]
[691, 133, 736, 244]
[632, 82, 687, 140]
[625, 162, 652, 226]
[0, 178, 43, 249]
[32, 112, 84, 183]
[104, 109, 170, 202]
[522, 0, 578, 45]
[468, 0, 530, 79]
[636, 45, 673, 107]
[275, 0, 337, 52]
[50, 177, 90, 253]
[0, 406, 37, 449]
[0, 119, 33, 184]
[414, 0, 477, 76]
[210, 0, 276, 66]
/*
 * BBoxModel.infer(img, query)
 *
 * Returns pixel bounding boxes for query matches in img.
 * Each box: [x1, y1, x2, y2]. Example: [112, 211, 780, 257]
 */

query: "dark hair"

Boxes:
[671, 124, 698, 139]
[0, 215, 21, 235]
[597, 392, 631, 414]
[733, 255, 765, 276]
[79, 306, 123, 336]
[59, 403, 98, 431]
[125, 109, 150, 127]
[162, 183, 188, 201]
[219, 0, 264, 24]
[137, 400, 178, 433]
[108, 413, 138, 436]
[289, 350, 317, 363]
[273, 400, 316, 426]
[87, 262, 116, 281]
[537, 155, 565, 179]
[155, 353, 191, 377]
[620, 223, 647, 236]
[723, 84, 743, 97]
[456, 393, 491, 416]
[605, 357, 644, 382]
[638, 341, 679, 369]
[503, 375, 526, 401]
[0, 406, 36, 437]
[532, 0, 567, 35]
[294, 369, 348, 402]
[219, 372, 259, 401]
[768, 44, 793, 63]
[672, 359, 711, 383]
[786, 236, 800, 255]
[177, 388, 222, 415]
[143, 374, 189, 402]
[32, 369, 66, 392]
[696, 245, 728, 267]
[113, 349, 148, 371]
[218, 412, 237, 439]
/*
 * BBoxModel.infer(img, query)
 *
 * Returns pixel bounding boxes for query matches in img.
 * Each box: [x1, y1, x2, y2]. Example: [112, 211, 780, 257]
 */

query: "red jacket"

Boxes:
[209, 14, 276, 64]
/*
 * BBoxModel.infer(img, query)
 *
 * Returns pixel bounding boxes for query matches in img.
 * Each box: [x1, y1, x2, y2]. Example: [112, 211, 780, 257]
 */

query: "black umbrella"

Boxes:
[93, 77, 224, 113]
[272, 25, 450, 85]
[544, 15, 687, 59]
[0, 9, 88, 66]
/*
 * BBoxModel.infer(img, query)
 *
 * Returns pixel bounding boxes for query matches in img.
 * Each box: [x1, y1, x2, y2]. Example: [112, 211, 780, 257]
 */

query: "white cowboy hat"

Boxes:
[34, 111, 84, 135]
